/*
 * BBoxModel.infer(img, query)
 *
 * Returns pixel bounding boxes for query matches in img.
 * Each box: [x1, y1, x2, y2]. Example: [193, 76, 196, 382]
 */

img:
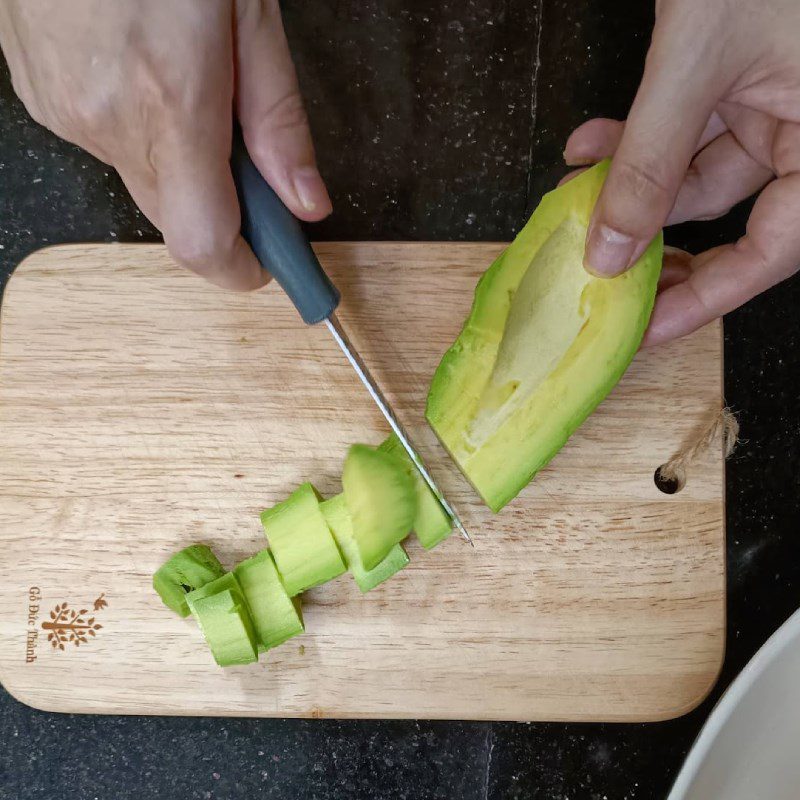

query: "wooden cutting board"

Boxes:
[0, 243, 725, 721]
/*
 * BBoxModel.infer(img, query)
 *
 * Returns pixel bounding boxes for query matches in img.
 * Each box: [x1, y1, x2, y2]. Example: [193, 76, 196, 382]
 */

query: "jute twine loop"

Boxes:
[658, 406, 740, 489]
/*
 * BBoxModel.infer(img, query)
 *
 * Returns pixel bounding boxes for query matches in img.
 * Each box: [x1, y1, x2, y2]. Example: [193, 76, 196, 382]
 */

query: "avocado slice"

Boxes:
[342, 444, 416, 570]
[426, 160, 662, 512]
[234, 549, 304, 650]
[378, 434, 452, 549]
[320, 493, 409, 592]
[152, 544, 226, 617]
[260, 482, 347, 596]
[187, 584, 258, 667]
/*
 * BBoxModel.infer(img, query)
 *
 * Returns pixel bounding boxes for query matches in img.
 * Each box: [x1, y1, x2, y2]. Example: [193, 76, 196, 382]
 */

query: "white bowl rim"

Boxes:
[667, 605, 800, 799]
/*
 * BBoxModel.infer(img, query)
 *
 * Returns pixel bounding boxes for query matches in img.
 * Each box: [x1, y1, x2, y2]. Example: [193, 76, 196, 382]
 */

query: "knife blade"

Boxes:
[324, 314, 471, 544]
[230, 126, 472, 544]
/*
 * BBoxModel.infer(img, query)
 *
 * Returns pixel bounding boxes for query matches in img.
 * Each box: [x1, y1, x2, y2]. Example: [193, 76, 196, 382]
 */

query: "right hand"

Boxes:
[0, 0, 332, 290]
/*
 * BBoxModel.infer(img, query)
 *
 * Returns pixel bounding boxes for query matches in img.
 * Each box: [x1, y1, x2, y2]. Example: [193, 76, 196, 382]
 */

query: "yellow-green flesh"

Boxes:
[152, 544, 225, 618]
[186, 579, 258, 667]
[321, 493, 409, 592]
[426, 161, 662, 512]
[260, 482, 347, 597]
[342, 445, 416, 570]
[234, 549, 304, 651]
[378, 434, 452, 549]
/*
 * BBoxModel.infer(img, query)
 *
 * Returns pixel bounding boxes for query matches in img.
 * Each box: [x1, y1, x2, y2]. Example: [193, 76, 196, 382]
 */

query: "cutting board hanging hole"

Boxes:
[654, 466, 683, 495]
[654, 406, 739, 494]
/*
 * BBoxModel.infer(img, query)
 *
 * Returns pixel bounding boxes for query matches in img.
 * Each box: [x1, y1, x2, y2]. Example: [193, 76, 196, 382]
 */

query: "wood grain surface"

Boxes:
[0, 243, 725, 720]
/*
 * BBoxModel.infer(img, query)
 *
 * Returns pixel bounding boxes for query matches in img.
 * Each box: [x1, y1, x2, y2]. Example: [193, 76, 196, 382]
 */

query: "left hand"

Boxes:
[562, 0, 800, 346]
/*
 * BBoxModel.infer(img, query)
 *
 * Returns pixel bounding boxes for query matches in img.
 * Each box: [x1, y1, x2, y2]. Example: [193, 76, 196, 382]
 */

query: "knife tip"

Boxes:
[454, 518, 474, 546]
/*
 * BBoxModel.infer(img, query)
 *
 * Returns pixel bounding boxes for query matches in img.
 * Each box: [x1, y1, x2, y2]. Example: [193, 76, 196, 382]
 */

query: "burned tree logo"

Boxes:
[41, 596, 106, 651]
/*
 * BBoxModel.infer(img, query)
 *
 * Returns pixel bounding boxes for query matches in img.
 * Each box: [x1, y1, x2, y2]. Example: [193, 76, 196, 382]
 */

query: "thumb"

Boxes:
[234, 0, 332, 222]
[585, 7, 724, 277]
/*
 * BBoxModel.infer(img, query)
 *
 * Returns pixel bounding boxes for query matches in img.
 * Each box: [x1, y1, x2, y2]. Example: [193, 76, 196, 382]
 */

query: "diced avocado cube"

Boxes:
[153, 544, 225, 617]
[187, 587, 258, 667]
[320, 494, 409, 592]
[234, 549, 304, 650]
[260, 483, 346, 596]
[342, 444, 416, 570]
[379, 434, 452, 549]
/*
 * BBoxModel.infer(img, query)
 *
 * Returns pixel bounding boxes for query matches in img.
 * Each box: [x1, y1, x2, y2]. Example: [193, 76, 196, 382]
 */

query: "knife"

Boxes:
[230, 126, 471, 545]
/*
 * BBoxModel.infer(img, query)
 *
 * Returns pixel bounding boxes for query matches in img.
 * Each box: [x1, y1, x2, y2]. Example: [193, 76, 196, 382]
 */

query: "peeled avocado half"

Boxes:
[426, 160, 662, 512]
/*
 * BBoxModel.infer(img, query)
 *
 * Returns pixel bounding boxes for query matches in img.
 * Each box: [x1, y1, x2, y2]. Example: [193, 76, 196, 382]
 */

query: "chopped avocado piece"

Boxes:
[342, 444, 416, 570]
[260, 482, 346, 596]
[320, 493, 409, 592]
[234, 549, 304, 650]
[188, 587, 258, 667]
[185, 571, 240, 604]
[426, 160, 662, 512]
[379, 434, 452, 549]
[153, 544, 225, 617]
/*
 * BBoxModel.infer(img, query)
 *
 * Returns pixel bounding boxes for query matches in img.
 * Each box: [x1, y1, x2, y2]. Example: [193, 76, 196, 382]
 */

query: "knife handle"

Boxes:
[230, 125, 340, 325]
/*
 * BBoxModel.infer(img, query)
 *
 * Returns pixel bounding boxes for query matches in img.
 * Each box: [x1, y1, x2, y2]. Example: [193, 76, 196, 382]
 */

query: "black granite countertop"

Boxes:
[1, 2, 799, 798]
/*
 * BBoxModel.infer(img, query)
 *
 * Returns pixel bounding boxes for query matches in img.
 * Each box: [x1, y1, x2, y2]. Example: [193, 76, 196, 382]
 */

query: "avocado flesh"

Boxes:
[342, 444, 416, 570]
[152, 544, 226, 617]
[320, 493, 409, 592]
[185, 572, 241, 605]
[426, 160, 662, 512]
[260, 482, 347, 597]
[378, 434, 452, 549]
[234, 549, 304, 651]
[187, 586, 258, 667]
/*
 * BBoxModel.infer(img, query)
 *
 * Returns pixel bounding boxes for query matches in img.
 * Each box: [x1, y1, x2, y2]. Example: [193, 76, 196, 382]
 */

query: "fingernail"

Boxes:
[563, 149, 593, 167]
[292, 167, 332, 215]
[584, 222, 637, 277]
[662, 245, 693, 269]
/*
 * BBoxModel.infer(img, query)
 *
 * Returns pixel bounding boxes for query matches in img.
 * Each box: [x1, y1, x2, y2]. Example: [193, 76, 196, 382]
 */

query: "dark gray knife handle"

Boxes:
[230, 126, 339, 325]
